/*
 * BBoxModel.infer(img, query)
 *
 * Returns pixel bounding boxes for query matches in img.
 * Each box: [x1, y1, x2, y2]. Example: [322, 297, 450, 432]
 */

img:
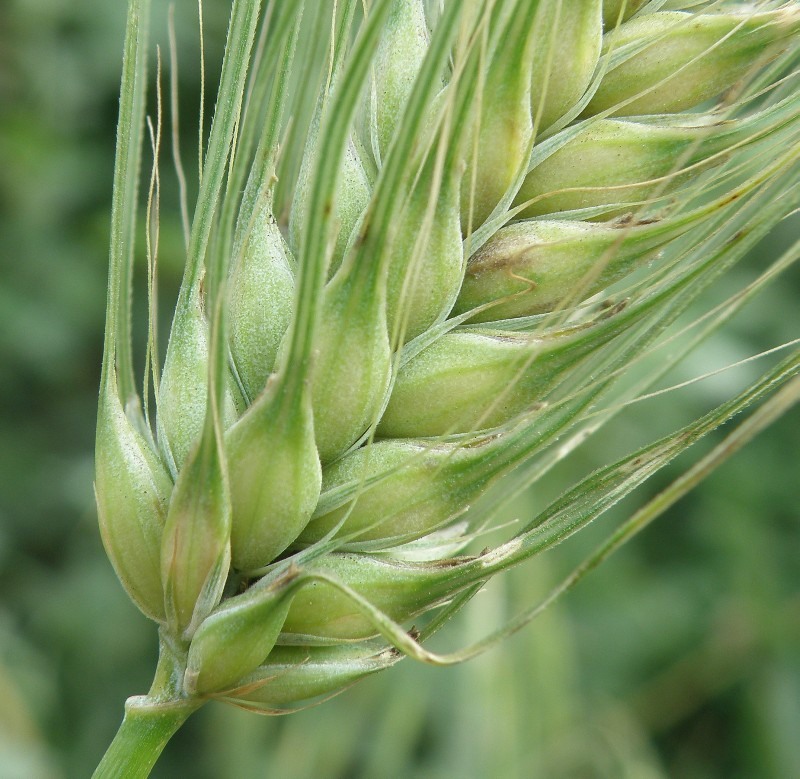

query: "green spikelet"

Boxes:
[388, 179, 464, 344]
[228, 204, 295, 402]
[299, 439, 484, 547]
[160, 397, 230, 638]
[226, 382, 321, 573]
[290, 2, 372, 273]
[461, 0, 542, 228]
[233, 644, 397, 707]
[95, 388, 172, 622]
[94, 0, 172, 626]
[227, 4, 299, 401]
[185, 569, 301, 695]
[602, 0, 646, 29]
[384, 116, 465, 344]
[281, 554, 466, 641]
[157, 292, 238, 473]
[378, 321, 625, 438]
[381, 19, 486, 344]
[371, 0, 434, 159]
[587, 9, 800, 117]
[308, 364, 651, 545]
[529, 0, 602, 131]
[291, 135, 372, 275]
[311, 269, 392, 464]
[452, 215, 692, 321]
[513, 108, 784, 219]
[156, 292, 210, 472]
[309, 0, 467, 460]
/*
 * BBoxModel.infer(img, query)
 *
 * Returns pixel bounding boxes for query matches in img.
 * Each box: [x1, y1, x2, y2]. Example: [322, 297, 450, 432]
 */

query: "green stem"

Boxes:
[93, 636, 203, 778]
[92, 696, 198, 779]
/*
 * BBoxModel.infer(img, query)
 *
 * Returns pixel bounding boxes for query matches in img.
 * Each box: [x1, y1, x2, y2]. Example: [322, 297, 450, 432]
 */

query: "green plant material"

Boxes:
[529, 0, 602, 131]
[376, 323, 619, 438]
[157, 292, 238, 472]
[379, 15, 485, 344]
[157, 0, 262, 472]
[226, 4, 302, 402]
[289, 1, 372, 274]
[384, 144, 465, 343]
[227, 3, 302, 401]
[454, 217, 683, 321]
[228, 209, 295, 400]
[461, 0, 542, 228]
[274, 0, 397, 475]
[94, 0, 170, 624]
[226, 382, 321, 572]
[514, 103, 796, 219]
[453, 138, 796, 321]
[92, 0, 800, 773]
[602, 0, 647, 28]
[160, 442, 230, 637]
[95, 389, 172, 623]
[473, 350, 800, 599]
[588, 9, 800, 117]
[92, 695, 198, 779]
[160, 376, 231, 638]
[306, 231, 760, 546]
[371, 0, 434, 159]
[230, 644, 399, 709]
[299, 437, 493, 548]
[184, 570, 301, 695]
[310, 270, 392, 464]
[291, 134, 372, 277]
[382, 65, 474, 343]
[309, 0, 465, 460]
[279, 554, 468, 642]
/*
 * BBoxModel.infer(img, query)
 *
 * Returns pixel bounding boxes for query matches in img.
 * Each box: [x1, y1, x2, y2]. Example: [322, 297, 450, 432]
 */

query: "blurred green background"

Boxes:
[1, 2, 798, 777]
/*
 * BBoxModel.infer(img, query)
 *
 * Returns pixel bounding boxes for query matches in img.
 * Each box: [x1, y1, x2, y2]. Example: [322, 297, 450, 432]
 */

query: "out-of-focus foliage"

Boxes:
[0, 2, 797, 777]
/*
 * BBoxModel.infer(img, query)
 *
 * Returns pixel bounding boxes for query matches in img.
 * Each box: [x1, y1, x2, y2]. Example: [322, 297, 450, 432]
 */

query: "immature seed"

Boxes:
[228, 205, 295, 401]
[513, 111, 771, 219]
[226, 382, 321, 573]
[233, 644, 397, 707]
[185, 571, 300, 695]
[378, 325, 619, 438]
[602, 0, 646, 29]
[281, 553, 468, 641]
[529, 0, 602, 132]
[453, 215, 692, 322]
[460, 0, 541, 227]
[310, 269, 392, 464]
[371, 0, 434, 159]
[95, 389, 171, 622]
[160, 410, 230, 638]
[587, 10, 800, 117]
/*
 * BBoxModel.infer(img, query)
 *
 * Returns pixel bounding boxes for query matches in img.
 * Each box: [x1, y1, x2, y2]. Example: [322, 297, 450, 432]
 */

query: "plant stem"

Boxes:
[93, 634, 203, 778]
[92, 696, 198, 779]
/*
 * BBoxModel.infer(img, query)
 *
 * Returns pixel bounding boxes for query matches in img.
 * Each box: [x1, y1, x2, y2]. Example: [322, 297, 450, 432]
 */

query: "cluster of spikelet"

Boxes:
[95, 0, 800, 716]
